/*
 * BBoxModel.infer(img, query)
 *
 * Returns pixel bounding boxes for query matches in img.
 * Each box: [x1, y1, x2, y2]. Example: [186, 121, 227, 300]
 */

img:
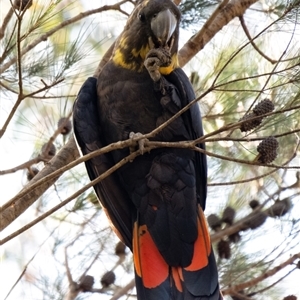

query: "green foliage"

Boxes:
[179, 0, 219, 28]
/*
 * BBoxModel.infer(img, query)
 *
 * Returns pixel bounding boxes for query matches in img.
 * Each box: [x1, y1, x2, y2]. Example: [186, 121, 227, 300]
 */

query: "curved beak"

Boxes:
[151, 9, 177, 47]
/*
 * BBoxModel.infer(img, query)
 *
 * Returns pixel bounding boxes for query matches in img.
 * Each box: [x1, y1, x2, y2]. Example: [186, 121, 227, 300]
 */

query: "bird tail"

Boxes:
[133, 207, 223, 300]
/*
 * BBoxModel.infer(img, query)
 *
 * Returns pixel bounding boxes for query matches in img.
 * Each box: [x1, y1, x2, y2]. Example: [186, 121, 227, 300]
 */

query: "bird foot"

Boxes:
[144, 48, 171, 82]
[129, 132, 149, 156]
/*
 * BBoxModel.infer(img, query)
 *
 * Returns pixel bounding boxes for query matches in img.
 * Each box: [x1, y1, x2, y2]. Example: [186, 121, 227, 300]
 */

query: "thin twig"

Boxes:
[211, 191, 298, 245]
[247, 267, 297, 297]
[239, 15, 276, 64]
[0, 156, 46, 175]
[2, 104, 299, 227]
[210, 4, 299, 90]
[2, 133, 298, 241]
[0, 150, 140, 244]
[178, 0, 258, 67]
[221, 253, 300, 295]
[0, 0, 131, 74]
[230, 291, 252, 300]
[3, 227, 58, 300]
[109, 278, 135, 300]
[0, 0, 286, 232]
[0, 78, 64, 138]
[0, 104, 71, 175]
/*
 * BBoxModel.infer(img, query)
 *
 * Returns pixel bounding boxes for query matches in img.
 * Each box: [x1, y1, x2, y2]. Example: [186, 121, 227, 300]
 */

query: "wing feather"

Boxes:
[73, 77, 134, 248]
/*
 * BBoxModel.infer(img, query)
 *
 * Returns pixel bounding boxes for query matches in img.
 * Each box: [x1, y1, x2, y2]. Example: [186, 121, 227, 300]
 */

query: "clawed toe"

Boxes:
[129, 132, 149, 155]
[144, 48, 172, 82]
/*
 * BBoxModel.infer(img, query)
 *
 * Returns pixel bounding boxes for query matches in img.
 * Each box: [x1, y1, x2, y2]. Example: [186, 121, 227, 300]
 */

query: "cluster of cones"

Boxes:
[78, 241, 126, 292]
[26, 117, 72, 181]
[239, 99, 279, 164]
[208, 197, 293, 260]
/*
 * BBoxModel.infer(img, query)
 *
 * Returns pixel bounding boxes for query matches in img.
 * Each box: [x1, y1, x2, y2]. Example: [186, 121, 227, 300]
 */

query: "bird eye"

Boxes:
[138, 12, 145, 22]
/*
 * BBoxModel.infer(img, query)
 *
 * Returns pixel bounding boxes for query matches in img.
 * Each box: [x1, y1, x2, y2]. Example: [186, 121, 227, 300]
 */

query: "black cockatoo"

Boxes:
[73, 0, 222, 299]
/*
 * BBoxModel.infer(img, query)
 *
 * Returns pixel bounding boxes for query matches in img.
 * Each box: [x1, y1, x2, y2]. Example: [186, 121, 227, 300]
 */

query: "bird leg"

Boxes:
[129, 132, 149, 156]
[144, 39, 172, 83]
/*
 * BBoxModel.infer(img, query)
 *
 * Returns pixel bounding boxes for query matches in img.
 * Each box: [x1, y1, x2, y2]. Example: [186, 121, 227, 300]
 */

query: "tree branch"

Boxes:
[0, 78, 64, 138]
[0, 137, 79, 231]
[0, 0, 294, 236]
[109, 278, 135, 300]
[0, 148, 140, 240]
[2, 99, 299, 231]
[178, 0, 259, 67]
[0, 0, 131, 74]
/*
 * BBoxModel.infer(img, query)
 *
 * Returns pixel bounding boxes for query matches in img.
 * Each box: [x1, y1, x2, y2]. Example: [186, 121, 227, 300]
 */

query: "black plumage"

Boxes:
[73, 0, 221, 299]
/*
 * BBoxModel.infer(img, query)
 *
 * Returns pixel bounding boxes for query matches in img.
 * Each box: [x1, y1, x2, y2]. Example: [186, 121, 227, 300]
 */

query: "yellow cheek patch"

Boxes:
[113, 43, 178, 75]
[132, 45, 150, 59]
[159, 65, 174, 75]
[113, 48, 132, 69]
[159, 54, 178, 75]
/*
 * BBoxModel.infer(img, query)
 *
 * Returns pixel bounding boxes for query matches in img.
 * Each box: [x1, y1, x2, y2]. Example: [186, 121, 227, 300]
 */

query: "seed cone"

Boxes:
[222, 206, 236, 225]
[115, 241, 126, 256]
[253, 99, 274, 116]
[217, 239, 231, 259]
[239, 113, 262, 132]
[58, 117, 72, 135]
[249, 199, 260, 210]
[14, 0, 32, 11]
[101, 271, 116, 287]
[207, 214, 222, 231]
[256, 136, 278, 163]
[26, 167, 39, 181]
[283, 296, 297, 300]
[41, 143, 56, 157]
[268, 199, 292, 217]
[79, 275, 94, 292]
[239, 99, 274, 132]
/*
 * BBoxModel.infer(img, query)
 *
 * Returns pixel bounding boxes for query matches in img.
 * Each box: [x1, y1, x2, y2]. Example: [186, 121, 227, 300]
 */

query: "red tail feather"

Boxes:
[185, 206, 211, 272]
[133, 207, 222, 299]
[133, 222, 169, 289]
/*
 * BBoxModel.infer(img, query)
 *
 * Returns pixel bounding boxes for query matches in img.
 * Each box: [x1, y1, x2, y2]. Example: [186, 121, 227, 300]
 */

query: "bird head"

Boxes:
[112, 0, 180, 73]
